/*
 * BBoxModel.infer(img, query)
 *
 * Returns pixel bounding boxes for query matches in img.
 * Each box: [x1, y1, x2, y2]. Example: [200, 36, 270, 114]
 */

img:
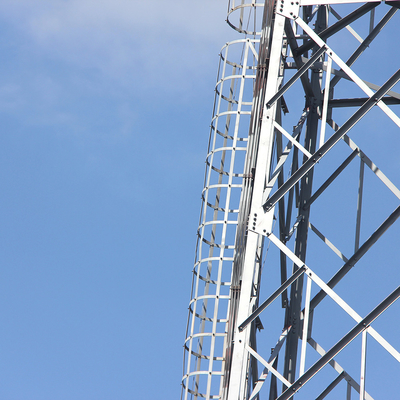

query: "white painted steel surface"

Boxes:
[182, 0, 400, 399]
[181, 6, 262, 396]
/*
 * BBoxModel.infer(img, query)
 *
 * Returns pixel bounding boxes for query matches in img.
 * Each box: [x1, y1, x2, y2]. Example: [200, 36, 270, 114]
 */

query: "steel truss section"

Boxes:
[182, 1, 400, 399]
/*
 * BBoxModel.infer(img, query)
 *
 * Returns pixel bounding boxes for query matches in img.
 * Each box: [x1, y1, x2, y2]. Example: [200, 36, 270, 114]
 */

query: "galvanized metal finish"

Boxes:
[182, 0, 400, 399]
[181, 10, 262, 397]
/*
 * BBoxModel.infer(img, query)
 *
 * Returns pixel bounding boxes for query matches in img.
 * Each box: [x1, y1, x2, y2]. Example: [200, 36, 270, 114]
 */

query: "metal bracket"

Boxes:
[249, 207, 275, 237]
[277, 0, 301, 19]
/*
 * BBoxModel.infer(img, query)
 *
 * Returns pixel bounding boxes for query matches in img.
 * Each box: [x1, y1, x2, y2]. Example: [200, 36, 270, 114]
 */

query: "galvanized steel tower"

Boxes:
[182, 1, 400, 399]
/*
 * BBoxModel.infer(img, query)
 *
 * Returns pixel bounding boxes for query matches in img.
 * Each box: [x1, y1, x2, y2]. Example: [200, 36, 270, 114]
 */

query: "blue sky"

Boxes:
[0, 1, 233, 399]
[1, 1, 400, 399]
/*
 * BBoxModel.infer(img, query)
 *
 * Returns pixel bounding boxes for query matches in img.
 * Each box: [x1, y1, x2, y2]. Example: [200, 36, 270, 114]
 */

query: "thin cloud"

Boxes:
[0, 0, 231, 97]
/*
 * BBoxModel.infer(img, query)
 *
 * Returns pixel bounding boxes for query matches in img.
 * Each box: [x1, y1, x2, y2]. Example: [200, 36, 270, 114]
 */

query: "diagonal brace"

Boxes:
[266, 45, 326, 108]
[303, 149, 359, 209]
[276, 285, 400, 400]
[263, 68, 400, 212]
[310, 204, 400, 311]
[294, 2, 379, 56]
[238, 266, 306, 332]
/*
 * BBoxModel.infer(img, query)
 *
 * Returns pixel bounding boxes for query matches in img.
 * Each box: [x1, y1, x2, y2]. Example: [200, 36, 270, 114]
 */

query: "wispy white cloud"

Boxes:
[0, 0, 231, 98]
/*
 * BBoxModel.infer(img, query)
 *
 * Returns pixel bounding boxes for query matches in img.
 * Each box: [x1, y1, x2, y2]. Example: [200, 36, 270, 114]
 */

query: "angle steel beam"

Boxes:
[266, 46, 327, 108]
[309, 204, 400, 311]
[224, 10, 286, 400]
[329, 6, 398, 88]
[284, 20, 315, 97]
[303, 149, 359, 209]
[294, 2, 379, 56]
[315, 372, 346, 400]
[276, 285, 400, 400]
[341, 133, 400, 199]
[264, 68, 400, 212]
[238, 266, 307, 332]
[329, 97, 400, 107]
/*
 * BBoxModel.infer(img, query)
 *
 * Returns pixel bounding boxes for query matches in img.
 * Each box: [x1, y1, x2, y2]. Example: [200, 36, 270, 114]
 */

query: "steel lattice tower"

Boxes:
[182, 1, 400, 399]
